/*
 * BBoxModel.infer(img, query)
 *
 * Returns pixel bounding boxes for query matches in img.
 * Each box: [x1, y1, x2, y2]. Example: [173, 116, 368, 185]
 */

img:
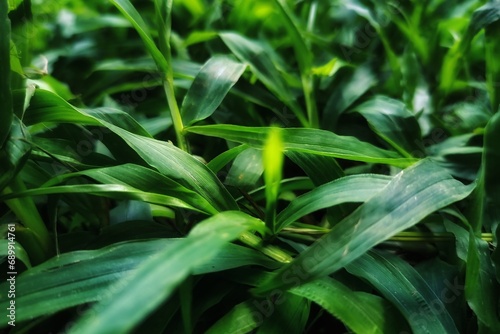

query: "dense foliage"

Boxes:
[1, 0, 500, 333]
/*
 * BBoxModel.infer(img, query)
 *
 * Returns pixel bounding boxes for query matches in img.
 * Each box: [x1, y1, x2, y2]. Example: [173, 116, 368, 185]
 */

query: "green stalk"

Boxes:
[155, 0, 188, 151]
[273, 0, 318, 128]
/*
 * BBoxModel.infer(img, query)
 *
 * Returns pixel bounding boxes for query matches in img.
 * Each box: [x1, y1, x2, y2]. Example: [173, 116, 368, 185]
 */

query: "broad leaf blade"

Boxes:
[43, 164, 219, 214]
[181, 55, 246, 125]
[0, 238, 276, 327]
[253, 159, 474, 295]
[67, 211, 265, 334]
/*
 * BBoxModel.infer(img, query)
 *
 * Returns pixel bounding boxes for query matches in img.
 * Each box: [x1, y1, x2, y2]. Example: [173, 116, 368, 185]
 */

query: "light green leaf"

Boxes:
[263, 127, 284, 232]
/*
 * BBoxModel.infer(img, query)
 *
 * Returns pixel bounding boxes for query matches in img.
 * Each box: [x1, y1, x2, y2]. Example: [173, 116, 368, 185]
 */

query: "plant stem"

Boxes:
[163, 79, 188, 151]
[155, 0, 188, 151]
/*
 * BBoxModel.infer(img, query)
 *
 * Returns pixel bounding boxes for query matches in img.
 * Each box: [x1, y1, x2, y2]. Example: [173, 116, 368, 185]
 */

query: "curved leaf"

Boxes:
[276, 174, 391, 231]
[186, 124, 417, 167]
[253, 159, 474, 295]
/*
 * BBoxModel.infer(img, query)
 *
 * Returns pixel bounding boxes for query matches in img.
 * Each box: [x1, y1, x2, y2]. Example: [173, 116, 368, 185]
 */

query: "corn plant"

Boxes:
[0, 0, 499, 333]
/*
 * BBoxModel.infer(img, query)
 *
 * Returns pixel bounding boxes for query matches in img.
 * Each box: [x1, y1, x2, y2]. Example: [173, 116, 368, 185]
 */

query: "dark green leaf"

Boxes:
[253, 159, 474, 295]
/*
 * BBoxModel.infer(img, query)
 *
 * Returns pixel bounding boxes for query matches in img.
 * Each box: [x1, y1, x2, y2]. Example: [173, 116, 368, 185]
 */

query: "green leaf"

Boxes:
[263, 127, 284, 233]
[276, 174, 391, 231]
[225, 147, 263, 190]
[322, 64, 377, 131]
[67, 211, 265, 334]
[16, 89, 236, 212]
[186, 124, 417, 167]
[290, 277, 401, 334]
[110, 0, 168, 74]
[105, 123, 238, 212]
[181, 55, 246, 125]
[346, 251, 459, 334]
[253, 159, 474, 295]
[13, 89, 150, 137]
[256, 293, 309, 334]
[485, 18, 500, 113]
[206, 300, 261, 334]
[1, 184, 205, 213]
[0, 228, 277, 326]
[465, 232, 500, 331]
[0, 238, 31, 269]
[351, 96, 423, 157]
[43, 164, 219, 214]
[219, 32, 308, 127]
[0, 0, 12, 147]
[0, 117, 30, 192]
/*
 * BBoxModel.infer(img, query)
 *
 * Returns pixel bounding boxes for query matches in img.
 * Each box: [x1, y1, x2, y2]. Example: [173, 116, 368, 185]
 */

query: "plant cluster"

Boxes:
[1, 0, 499, 333]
